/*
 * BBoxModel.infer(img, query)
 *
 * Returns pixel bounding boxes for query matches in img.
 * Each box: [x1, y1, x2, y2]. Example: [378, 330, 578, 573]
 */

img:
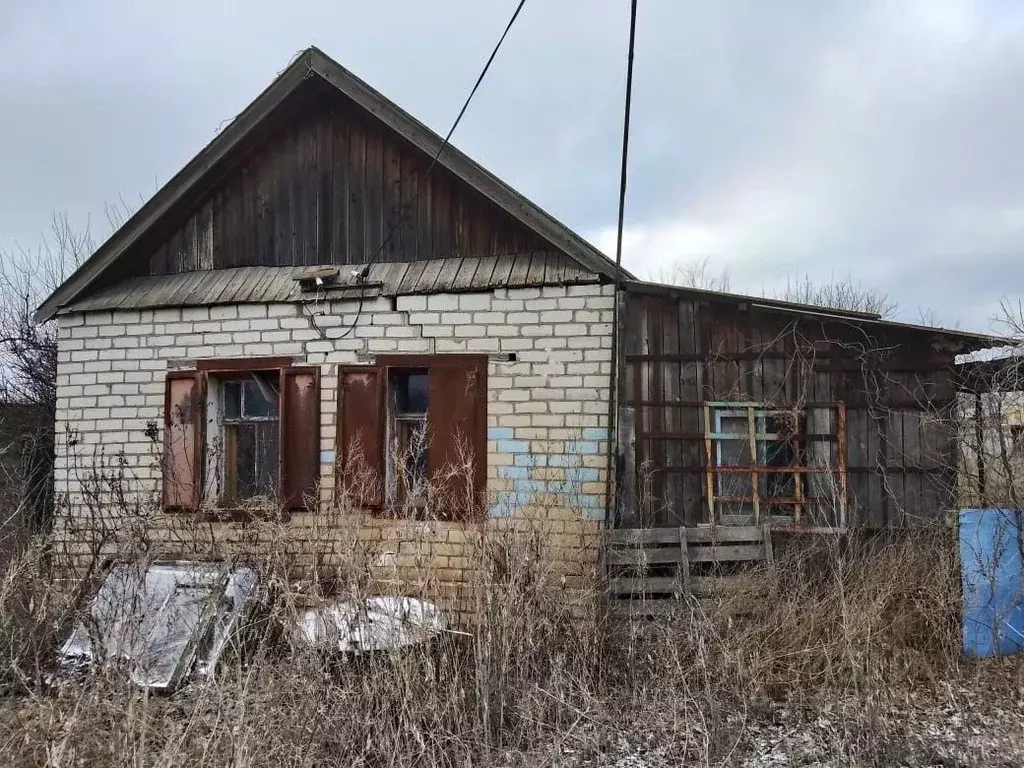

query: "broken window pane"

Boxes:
[713, 408, 800, 520]
[387, 369, 429, 506]
[225, 422, 279, 499]
[223, 381, 243, 420]
[390, 370, 428, 415]
[243, 374, 279, 418]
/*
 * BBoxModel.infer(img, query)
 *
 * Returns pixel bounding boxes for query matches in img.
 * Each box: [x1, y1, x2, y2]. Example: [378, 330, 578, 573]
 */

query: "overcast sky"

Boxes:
[1, 0, 1022, 330]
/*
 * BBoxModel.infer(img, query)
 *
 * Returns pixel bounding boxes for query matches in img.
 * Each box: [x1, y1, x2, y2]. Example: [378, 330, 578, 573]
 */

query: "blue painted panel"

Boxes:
[487, 495, 514, 518]
[518, 479, 549, 494]
[961, 508, 1024, 657]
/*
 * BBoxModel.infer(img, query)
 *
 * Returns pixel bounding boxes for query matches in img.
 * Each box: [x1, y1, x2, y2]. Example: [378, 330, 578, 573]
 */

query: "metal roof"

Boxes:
[36, 47, 630, 323]
[60, 254, 600, 313]
[623, 279, 1007, 350]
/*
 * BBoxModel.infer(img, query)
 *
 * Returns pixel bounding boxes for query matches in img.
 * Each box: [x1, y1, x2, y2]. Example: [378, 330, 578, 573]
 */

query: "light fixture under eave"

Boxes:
[295, 266, 341, 293]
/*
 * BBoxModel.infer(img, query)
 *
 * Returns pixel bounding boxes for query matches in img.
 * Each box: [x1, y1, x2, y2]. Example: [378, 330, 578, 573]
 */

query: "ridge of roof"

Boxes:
[35, 47, 629, 322]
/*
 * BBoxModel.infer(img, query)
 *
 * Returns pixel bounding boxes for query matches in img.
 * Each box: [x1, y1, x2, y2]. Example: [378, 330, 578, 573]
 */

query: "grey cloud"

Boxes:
[1, 1, 1021, 330]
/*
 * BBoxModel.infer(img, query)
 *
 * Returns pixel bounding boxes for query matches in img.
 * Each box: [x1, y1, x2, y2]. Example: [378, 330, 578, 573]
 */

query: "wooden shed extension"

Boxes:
[617, 281, 1002, 531]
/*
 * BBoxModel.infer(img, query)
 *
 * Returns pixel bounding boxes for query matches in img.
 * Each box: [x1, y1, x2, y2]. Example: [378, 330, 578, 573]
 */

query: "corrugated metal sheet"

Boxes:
[61, 253, 600, 313]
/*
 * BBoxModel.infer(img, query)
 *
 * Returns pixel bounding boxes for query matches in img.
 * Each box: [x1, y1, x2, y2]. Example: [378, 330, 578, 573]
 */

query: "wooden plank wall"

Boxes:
[620, 291, 959, 529]
[145, 101, 554, 274]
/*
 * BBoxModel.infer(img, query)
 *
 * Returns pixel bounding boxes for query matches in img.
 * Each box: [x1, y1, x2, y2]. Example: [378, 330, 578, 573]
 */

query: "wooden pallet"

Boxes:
[603, 525, 775, 617]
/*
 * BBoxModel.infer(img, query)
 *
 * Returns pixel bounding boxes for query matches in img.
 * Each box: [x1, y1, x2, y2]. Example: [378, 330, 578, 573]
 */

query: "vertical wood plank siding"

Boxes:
[621, 291, 959, 530]
[147, 101, 553, 274]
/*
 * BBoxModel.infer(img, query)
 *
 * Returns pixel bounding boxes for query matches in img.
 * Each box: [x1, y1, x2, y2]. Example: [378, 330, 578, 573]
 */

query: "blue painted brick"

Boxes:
[516, 479, 549, 494]
[497, 439, 530, 454]
[575, 468, 600, 483]
[549, 454, 583, 468]
[514, 453, 548, 468]
[566, 440, 600, 456]
[319, 450, 336, 464]
[581, 503, 606, 522]
[487, 495, 514, 518]
[487, 427, 515, 441]
[582, 427, 609, 441]
[499, 465, 529, 480]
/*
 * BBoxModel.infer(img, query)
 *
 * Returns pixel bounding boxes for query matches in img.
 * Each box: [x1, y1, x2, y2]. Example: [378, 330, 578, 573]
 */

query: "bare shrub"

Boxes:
[0, 465, 994, 767]
[777, 273, 899, 318]
[2, 362, 1019, 764]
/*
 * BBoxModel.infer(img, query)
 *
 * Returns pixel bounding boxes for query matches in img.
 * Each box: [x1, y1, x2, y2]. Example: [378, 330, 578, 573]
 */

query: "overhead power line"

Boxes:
[605, 0, 639, 521]
[357, 0, 528, 278]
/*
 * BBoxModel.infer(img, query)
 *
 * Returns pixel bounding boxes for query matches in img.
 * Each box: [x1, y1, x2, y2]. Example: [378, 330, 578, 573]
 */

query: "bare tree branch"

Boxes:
[777, 273, 899, 318]
[651, 256, 732, 292]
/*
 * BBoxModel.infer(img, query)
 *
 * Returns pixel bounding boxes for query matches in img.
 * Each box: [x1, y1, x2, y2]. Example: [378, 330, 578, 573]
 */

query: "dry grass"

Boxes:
[1, 517, 1022, 767]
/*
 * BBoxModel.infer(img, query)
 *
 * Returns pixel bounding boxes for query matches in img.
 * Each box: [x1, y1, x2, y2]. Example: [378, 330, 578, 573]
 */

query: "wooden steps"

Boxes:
[603, 525, 775, 618]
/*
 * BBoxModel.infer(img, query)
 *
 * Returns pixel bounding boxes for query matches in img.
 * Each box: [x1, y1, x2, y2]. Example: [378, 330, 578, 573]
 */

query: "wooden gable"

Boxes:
[38, 47, 623, 321]
[147, 95, 556, 275]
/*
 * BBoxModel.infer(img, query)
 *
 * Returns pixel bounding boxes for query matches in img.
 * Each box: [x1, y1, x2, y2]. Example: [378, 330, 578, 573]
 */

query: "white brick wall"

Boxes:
[54, 283, 616, 555]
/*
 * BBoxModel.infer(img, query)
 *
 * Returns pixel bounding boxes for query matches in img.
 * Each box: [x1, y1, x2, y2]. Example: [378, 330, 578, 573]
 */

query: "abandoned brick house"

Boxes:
[38, 47, 999, 610]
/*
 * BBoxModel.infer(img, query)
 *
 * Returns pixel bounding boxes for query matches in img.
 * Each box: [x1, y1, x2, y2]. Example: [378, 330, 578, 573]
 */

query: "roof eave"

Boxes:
[305, 48, 627, 283]
[37, 47, 628, 323]
[622, 278, 1007, 351]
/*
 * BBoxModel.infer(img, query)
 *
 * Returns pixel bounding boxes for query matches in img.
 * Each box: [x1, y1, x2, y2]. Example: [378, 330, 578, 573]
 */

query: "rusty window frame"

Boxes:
[703, 401, 847, 528]
[163, 357, 320, 516]
[353, 354, 487, 520]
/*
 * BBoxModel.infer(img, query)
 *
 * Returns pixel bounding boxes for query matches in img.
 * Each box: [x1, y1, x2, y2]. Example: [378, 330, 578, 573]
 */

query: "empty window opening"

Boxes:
[713, 410, 804, 523]
[387, 369, 428, 507]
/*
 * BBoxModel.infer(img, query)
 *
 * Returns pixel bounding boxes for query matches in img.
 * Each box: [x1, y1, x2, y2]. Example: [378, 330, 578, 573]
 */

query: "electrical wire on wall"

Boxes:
[301, 276, 366, 346]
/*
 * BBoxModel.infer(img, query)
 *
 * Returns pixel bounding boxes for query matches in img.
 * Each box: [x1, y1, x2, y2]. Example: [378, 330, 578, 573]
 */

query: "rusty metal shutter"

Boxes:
[427, 359, 486, 517]
[279, 366, 320, 511]
[338, 367, 384, 507]
[163, 371, 206, 511]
